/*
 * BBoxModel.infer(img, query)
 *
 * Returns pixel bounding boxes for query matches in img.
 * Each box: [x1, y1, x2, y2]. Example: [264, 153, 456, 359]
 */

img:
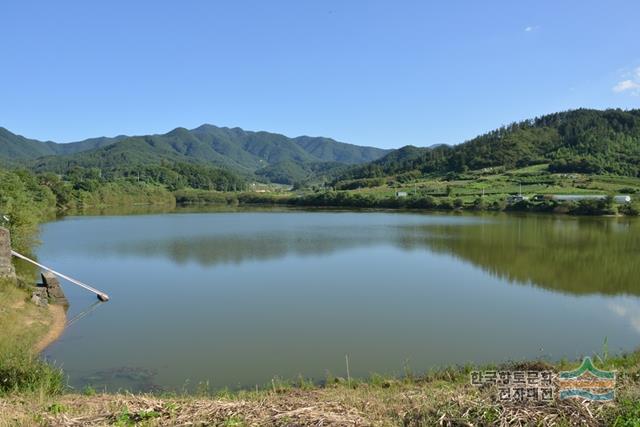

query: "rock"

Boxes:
[31, 287, 49, 307]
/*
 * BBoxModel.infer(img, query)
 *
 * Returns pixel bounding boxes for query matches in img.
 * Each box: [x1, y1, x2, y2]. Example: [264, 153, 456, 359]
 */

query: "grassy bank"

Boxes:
[0, 277, 65, 397]
[1, 350, 639, 426]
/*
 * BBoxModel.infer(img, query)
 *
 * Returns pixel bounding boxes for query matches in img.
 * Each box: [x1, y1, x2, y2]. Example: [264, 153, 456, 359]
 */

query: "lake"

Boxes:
[37, 208, 640, 392]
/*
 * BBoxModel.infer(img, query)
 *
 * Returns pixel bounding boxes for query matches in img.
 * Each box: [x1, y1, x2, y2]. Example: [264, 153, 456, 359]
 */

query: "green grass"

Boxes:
[0, 278, 65, 397]
[612, 399, 640, 427]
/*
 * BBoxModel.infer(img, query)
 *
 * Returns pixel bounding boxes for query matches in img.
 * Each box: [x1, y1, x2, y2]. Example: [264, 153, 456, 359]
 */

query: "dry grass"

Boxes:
[0, 279, 51, 351]
[1, 371, 638, 426]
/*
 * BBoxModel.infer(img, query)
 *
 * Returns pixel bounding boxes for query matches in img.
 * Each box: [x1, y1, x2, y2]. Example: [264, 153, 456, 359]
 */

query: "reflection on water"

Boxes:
[38, 208, 640, 392]
[66, 301, 104, 328]
[400, 215, 640, 296]
[100, 229, 385, 265]
[62, 210, 639, 296]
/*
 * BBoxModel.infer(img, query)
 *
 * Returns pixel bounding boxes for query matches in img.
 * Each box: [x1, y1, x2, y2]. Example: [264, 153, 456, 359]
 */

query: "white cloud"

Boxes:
[613, 79, 640, 94]
[613, 65, 640, 95]
[609, 301, 640, 334]
[524, 26, 538, 32]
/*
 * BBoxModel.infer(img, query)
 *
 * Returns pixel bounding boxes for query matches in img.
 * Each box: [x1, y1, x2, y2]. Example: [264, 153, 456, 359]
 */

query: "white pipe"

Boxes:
[11, 250, 110, 301]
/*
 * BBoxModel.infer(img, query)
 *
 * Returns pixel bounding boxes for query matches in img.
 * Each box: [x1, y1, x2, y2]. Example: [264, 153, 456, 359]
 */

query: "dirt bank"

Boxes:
[34, 304, 66, 353]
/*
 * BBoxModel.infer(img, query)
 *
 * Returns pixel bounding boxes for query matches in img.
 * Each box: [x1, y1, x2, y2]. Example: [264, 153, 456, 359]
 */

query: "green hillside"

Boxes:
[337, 109, 640, 182]
[255, 160, 347, 186]
[53, 135, 128, 155]
[0, 127, 58, 162]
[0, 128, 126, 164]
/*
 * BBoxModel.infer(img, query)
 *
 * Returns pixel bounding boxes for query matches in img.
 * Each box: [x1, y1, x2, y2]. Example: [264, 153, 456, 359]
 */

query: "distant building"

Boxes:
[506, 194, 529, 204]
[551, 195, 608, 202]
[553, 195, 630, 204]
[395, 191, 408, 198]
[531, 194, 632, 204]
[615, 195, 632, 204]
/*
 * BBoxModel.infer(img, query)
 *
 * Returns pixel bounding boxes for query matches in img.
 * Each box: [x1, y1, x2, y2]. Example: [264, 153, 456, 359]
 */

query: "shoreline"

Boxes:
[2, 349, 638, 426]
[34, 304, 67, 354]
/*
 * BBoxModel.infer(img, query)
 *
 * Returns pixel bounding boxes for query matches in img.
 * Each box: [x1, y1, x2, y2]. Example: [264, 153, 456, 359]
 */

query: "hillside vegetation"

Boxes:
[337, 109, 640, 183]
[2, 109, 640, 216]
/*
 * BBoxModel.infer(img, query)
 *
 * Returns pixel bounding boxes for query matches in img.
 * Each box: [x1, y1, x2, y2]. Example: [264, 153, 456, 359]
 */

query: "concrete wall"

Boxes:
[0, 227, 16, 280]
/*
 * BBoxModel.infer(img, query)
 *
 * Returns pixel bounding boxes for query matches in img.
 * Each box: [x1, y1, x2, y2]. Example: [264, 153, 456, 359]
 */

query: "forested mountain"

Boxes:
[0, 127, 127, 163]
[255, 160, 348, 186]
[338, 109, 640, 181]
[0, 125, 390, 184]
[4, 109, 640, 188]
[0, 128, 56, 161]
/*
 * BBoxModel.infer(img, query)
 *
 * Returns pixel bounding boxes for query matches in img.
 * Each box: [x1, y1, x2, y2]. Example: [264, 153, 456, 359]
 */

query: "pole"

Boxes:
[11, 250, 110, 301]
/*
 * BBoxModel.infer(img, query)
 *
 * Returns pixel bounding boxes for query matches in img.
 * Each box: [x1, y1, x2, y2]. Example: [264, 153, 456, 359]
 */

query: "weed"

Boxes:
[612, 398, 640, 427]
[223, 416, 246, 426]
[47, 403, 67, 414]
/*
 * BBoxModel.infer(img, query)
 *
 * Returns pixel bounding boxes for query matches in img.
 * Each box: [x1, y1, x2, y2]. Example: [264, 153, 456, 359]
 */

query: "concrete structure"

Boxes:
[0, 227, 16, 281]
[40, 272, 69, 306]
[614, 195, 632, 204]
[506, 195, 529, 204]
[539, 194, 632, 204]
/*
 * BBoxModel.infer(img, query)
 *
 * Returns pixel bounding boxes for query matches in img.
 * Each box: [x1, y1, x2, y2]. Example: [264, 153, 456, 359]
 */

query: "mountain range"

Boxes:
[2, 108, 640, 187]
[0, 125, 391, 184]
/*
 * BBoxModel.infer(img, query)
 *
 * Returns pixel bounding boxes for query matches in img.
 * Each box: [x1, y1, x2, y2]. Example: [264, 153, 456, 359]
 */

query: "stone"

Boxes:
[31, 287, 49, 307]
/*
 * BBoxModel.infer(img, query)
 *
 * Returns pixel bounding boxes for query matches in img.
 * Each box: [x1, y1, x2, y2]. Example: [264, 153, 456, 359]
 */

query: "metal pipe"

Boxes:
[11, 250, 110, 301]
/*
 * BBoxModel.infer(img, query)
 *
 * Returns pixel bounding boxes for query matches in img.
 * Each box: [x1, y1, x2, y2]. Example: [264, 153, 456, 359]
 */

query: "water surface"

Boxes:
[38, 208, 640, 391]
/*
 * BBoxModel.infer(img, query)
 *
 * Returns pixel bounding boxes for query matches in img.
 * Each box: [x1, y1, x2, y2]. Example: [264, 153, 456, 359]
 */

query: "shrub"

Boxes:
[438, 198, 454, 210]
[619, 202, 640, 216]
[471, 197, 486, 210]
[408, 196, 437, 209]
[0, 345, 64, 395]
[569, 197, 616, 216]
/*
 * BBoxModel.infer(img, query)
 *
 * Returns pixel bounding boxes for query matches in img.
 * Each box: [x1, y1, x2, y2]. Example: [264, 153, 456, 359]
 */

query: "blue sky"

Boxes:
[1, 1, 639, 148]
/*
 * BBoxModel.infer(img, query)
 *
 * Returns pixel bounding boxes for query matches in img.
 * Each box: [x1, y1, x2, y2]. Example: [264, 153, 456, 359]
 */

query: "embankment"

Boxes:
[33, 304, 66, 353]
